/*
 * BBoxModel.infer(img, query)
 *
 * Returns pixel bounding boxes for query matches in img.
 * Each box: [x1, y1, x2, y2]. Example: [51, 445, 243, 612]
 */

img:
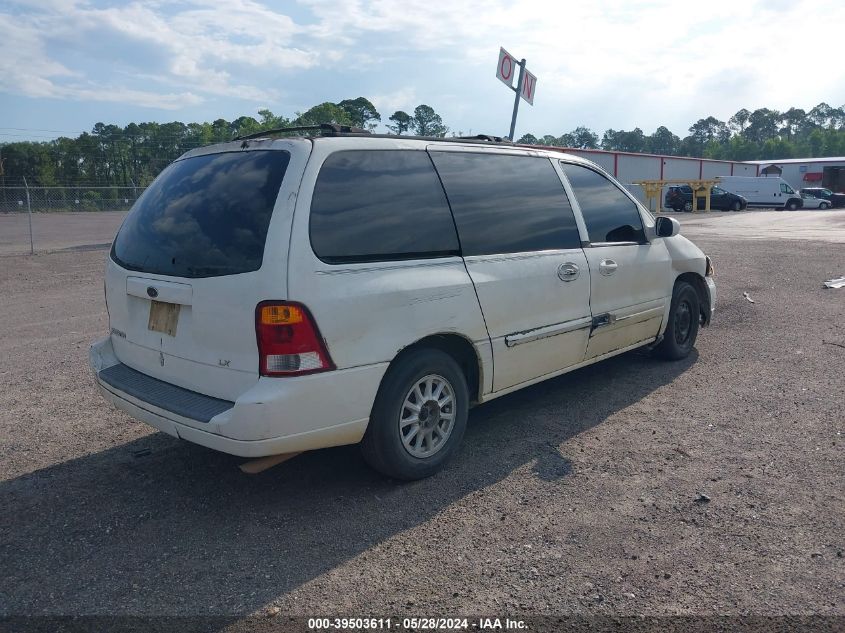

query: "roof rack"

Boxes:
[233, 124, 515, 146]
[454, 134, 511, 143]
[354, 133, 512, 144]
[234, 123, 372, 141]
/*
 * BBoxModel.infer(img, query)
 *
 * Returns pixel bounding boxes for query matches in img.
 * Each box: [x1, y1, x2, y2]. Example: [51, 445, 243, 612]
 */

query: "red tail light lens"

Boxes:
[255, 301, 335, 376]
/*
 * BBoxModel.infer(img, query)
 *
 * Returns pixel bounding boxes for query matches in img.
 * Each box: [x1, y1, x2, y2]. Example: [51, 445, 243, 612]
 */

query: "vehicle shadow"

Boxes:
[1, 350, 696, 624]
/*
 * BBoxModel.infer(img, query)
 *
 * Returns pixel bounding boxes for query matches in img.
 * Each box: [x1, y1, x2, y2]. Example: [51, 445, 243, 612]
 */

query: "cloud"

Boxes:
[0, 13, 76, 89]
[306, 0, 845, 133]
[1, 0, 844, 135]
[0, 0, 319, 109]
[61, 86, 204, 110]
[370, 88, 419, 115]
[0, 11, 201, 109]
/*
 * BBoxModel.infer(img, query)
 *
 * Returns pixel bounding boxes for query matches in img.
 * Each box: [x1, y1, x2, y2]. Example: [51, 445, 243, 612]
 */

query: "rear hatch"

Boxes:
[105, 143, 305, 402]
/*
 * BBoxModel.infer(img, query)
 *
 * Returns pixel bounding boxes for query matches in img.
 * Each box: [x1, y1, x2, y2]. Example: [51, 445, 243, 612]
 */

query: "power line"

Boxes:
[0, 127, 82, 133]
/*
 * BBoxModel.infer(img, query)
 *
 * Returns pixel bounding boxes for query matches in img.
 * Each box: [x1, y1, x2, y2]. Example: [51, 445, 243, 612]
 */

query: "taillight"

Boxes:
[255, 301, 335, 376]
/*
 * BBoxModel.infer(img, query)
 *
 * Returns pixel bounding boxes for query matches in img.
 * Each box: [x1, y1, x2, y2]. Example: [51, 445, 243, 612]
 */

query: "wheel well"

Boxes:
[676, 272, 710, 326]
[393, 334, 482, 405]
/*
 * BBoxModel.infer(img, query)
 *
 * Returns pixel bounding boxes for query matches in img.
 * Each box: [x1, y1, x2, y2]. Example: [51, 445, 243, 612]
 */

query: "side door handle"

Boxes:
[557, 262, 580, 282]
[599, 259, 618, 276]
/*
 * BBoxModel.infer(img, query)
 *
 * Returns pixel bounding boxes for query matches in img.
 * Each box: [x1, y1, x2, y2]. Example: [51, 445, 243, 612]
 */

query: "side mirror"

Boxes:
[655, 216, 680, 238]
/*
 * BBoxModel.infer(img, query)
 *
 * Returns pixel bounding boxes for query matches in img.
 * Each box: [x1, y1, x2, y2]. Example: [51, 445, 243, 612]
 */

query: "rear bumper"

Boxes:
[90, 336, 387, 457]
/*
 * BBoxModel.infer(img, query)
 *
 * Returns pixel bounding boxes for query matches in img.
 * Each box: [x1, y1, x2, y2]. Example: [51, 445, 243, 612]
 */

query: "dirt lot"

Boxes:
[0, 211, 843, 630]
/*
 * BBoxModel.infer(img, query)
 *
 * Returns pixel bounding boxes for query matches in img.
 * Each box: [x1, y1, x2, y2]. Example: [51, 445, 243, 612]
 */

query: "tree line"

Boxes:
[0, 98, 446, 187]
[517, 102, 845, 161]
[1, 98, 844, 188]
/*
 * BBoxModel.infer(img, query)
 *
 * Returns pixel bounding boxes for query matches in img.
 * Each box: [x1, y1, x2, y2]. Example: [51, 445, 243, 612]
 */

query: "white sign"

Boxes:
[496, 47, 516, 88]
[520, 69, 537, 105]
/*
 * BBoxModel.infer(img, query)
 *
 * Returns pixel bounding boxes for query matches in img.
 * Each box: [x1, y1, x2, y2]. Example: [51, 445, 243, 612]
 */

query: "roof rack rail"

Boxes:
[234, 123, 372, 141]
[455, 134, 511, 143]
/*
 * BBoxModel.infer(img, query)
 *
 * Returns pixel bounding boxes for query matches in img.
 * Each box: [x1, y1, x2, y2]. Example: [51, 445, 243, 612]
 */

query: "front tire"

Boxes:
[819, 202, 830, 210]
[361, 349, 469, 480]
[655, 281, 700, 360]
[786, 200, 799, 211]
[731, 200, 742, 211]
[683, 201, 693, 212]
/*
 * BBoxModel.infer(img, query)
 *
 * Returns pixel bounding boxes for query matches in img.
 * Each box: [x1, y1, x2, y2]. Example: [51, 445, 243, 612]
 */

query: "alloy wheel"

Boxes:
[398, 374, 456, 458]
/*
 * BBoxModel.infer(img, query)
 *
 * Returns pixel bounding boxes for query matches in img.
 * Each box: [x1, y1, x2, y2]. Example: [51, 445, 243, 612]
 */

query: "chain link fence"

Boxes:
[0, 186, 143, 255]
[0, 186, 145, 214]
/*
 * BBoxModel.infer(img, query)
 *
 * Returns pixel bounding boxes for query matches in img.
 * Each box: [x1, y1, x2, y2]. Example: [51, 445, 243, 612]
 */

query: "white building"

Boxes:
[544, 147, 845, 203]
[743, 157, 845, 192]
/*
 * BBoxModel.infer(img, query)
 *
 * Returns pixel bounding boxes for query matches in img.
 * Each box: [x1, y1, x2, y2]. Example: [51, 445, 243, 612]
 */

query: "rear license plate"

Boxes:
[148, 300, 180, 336]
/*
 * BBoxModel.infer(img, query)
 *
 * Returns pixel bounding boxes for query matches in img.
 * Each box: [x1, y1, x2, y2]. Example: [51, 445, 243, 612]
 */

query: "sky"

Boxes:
[2, 0, 845, 143]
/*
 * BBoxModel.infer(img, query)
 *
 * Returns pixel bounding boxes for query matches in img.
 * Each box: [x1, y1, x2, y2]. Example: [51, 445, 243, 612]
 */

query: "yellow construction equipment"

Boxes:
[634, 179, 721, 214]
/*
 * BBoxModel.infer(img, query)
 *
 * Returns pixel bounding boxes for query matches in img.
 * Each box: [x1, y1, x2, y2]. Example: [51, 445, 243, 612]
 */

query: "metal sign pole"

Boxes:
[23, 175, 34, 255]
[508, 59, 526, 141]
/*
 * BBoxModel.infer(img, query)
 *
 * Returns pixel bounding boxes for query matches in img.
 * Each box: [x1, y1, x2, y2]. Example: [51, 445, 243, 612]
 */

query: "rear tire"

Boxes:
[655, 281, 700, 361]
[361, 348, 468, 480]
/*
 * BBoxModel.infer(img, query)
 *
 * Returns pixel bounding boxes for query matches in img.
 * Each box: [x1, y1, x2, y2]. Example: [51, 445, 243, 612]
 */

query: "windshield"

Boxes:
[112, 150, 290, 278]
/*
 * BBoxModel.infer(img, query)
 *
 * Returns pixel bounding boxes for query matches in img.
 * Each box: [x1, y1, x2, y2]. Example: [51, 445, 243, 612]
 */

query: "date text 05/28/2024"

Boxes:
[307, 617, 527, 630]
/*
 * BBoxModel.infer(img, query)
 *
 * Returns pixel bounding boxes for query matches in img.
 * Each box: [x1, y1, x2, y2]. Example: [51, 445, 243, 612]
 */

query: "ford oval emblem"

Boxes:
[147, 286, 159, 298]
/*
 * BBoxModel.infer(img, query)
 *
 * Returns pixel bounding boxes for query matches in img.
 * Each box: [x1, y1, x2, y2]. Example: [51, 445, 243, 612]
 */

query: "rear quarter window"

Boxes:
[112, 150, 290, 278]
[309, 150, 459, 263]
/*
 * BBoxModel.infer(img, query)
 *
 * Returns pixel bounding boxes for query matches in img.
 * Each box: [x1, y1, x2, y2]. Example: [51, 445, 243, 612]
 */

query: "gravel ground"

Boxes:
[0, 212, 843, 629]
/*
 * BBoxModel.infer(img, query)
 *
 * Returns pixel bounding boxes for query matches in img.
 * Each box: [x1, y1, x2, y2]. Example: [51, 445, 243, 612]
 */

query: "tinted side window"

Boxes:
[559, 163, 645, 244]
[310, 150, 459, 263]
[780, 183, 795, 194]
[430, 153, 581, 256]
[112, 151, 290, 278]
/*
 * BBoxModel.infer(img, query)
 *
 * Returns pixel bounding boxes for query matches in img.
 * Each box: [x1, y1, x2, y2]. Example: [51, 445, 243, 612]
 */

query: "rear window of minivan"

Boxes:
[112, 150, 290, 278]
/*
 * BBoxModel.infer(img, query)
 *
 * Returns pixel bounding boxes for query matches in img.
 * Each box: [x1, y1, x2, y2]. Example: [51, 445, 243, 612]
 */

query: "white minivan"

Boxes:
[90, 128, 716, 480]
[717, 176, 803, 210]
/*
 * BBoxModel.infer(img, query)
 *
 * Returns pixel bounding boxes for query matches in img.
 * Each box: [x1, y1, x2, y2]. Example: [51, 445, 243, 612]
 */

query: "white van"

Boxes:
[717, 176, 803, 210]
[90, 128, 716, 480]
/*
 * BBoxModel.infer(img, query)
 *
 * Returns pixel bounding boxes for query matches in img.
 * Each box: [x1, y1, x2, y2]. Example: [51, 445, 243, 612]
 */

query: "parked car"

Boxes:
[799, 193, 832, 210]
[717, 176, 803, 210]
[800, 187, 845, 208]
[664, 185, 747, 212]
[800, 187, 834, 199]
[90, 128, 716, 480]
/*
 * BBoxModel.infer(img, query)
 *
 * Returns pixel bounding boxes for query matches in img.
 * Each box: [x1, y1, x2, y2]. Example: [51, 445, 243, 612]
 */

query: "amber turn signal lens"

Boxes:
[260, 305, 304, 325]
